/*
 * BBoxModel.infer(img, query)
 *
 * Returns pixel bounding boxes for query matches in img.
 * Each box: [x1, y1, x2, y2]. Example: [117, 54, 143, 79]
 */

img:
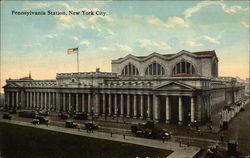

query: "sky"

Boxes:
[0, 1, 249, 92]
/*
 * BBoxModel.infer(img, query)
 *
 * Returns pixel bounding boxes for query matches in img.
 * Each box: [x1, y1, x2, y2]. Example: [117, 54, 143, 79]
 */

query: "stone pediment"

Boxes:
[154, 81, 195, 90]
[2, 83, 20, 88]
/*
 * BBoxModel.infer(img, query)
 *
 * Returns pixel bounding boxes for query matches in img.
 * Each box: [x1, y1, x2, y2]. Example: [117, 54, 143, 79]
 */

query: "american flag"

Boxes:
[67, 47, 78, 54]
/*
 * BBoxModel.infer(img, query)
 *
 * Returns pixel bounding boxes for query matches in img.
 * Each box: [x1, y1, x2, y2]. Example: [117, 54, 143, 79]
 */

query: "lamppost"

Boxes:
[116, 108, 119, 123]
[91, 107, 94, 124]
[187, 123, 190, 147]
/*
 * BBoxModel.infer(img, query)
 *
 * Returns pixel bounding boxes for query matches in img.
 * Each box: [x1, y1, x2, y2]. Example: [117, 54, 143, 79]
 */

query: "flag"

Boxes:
[67, 47, 78, 54]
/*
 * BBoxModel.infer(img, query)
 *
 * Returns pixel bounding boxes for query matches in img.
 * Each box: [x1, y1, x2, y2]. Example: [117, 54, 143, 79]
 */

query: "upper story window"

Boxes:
[121, 63, 139, 76]
[145, 62, 165, 76]
[172, 60, 195, 75]
[211, 60, 218, 77]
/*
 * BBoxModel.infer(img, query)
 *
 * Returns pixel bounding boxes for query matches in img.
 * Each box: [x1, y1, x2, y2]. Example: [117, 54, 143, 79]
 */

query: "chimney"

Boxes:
[96, 68, 100, 73]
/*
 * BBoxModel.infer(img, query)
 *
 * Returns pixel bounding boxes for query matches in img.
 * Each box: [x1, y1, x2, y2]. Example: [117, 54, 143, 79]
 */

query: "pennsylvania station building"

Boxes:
[3, 50, 246, 125]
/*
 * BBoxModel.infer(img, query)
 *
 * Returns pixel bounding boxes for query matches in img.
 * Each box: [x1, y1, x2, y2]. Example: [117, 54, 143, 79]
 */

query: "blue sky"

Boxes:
[1, 1, 249, 91]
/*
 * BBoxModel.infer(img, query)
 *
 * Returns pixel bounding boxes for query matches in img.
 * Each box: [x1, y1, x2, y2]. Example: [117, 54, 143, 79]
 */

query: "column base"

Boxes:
[102, 114, 106, 117]
[178, 121, 183, 125]
[139, 116, 144, 119]
[153, 119, 159, 123]
[133, 116, 137, 119]
[120, 114, 124, 117]
[146, 117, 151, 120]
[126, 115, 130, 118]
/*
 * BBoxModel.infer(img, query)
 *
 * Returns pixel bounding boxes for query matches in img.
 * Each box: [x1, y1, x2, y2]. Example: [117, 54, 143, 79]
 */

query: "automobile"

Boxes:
[72, 112, 88, 120]
[38, 110, 50, 116]
[58, 113, 69, 120]
[9, 109, 17, 114]
[65, 120, 78, 128]
[36, 115, 49, 124]
[3, 114, 12, 120]
[32, 119, 40, 124]
[19, 110, 37, 118]
[85, 122, 99, 130]
[135, 130, 151, 138]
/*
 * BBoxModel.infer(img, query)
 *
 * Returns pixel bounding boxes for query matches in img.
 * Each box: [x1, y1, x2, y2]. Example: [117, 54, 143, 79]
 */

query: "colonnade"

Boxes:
[5, 90, 196, 124]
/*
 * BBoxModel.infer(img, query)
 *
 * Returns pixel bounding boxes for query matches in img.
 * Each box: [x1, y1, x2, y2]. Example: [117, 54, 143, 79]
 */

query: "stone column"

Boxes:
[56, 93, 60, 112]
[68, 93, 71, 112]
[178, 96, 183, 124]
[114, 94, 118, 116]
[191, 97, 195, 123]
[82, 93, 85, 112]
[165, 96, 170, 123]
[76, 93, 79, 112]
[108, 93, 112, 116]
[102, 94, 106, 116]
[140, 95, 143, 119]
[16, 92, 19, 108]
[48, 92, 51, 110]
[133, 94, 137, 118]
[126, 94, 130, 117]
[6, 91, 10, 107]
[63, 93, 66, 112]
[94, 93, 100, 115]
[147, 95, 150, 119]
[88, 93, 91, 113]
[40, 92, 43, 109]
[29, 92, 32, 108]
[153, 95, 159, 122]
[120, 94, 124, 117]
[37, 92, 40, 109]
[45, 92, 47, 110]
[26, 92, 29, 108]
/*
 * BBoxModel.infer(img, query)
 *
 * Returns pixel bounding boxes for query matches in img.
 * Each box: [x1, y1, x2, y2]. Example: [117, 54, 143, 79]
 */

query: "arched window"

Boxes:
[145, 62, 165, 76]
[172, 60, 195, 75]
[121, 63, 139, 76]
[211, 60, 218, 77]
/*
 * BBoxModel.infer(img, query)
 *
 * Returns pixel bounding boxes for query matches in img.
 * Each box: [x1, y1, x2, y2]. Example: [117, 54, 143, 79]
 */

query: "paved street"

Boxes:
[0, 101, 249, 158]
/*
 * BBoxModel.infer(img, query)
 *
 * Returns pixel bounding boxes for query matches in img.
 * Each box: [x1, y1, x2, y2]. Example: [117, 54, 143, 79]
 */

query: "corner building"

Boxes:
[3, 50, 245, 125]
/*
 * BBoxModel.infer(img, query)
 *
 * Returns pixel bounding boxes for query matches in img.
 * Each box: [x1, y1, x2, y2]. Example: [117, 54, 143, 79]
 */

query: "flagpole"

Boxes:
[77, 46, 79, 73]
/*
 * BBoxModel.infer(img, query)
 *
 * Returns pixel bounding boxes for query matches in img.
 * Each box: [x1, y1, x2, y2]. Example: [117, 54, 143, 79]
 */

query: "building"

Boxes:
[3, 50, 246, 125]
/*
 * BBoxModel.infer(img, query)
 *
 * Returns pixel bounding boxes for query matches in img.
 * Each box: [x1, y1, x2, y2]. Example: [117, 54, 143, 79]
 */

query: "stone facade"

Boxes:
[3, 50, 245, 125]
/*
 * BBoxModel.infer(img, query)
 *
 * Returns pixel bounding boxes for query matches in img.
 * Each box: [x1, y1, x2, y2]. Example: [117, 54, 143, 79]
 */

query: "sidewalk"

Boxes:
[0, 119, 200, 158]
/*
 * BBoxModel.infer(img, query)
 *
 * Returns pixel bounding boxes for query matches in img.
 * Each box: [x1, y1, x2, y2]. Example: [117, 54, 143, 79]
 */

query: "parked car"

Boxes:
[19, 110, 37, 118]
[72, 112, 88, 120]
[9, 109, 17, 114]
[36, 115, 49, 124]
[85, 122, 99, 130]
[3, 114, 12, 120]
[65, 120, 78, 128]
[32, 119, 40, 124]
[58, 113, 69, 120]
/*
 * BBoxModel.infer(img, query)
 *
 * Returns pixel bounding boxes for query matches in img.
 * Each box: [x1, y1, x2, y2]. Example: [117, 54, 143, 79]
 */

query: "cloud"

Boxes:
[241, 21, 250, 28]
[46, 34, 57, 39]
[185, 40, 203, 47]
[202, 36, 220, 44]
[80, 40, 91, 46]
[184, 1, 243, 18]
[119, 45, 133, 52]
[138, 39, 172, 50]
[25, 2, 50, 8]
[24, 43, 41, 48]
[100, 47, 113, 51]
[148, 16, 188, 28]
[73, 36, 79, 41]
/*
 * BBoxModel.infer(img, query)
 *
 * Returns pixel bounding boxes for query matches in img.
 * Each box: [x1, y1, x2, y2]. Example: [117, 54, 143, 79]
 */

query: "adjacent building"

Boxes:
[3, 50, 246, 125]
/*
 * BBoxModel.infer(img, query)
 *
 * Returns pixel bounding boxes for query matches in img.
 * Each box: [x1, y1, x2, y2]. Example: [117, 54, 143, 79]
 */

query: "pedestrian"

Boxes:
[46, 122, 49, 127]
[123, 134, 125, 140]
[110, 132, 113, 137]
[179, 138, 181, 147]
[162, 136, 165, 143]
[220, 134, 224, 142]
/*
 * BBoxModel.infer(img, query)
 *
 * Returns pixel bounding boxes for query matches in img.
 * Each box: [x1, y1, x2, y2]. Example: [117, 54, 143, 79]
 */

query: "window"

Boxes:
[172, 61, 195, 75]
[121, 63, 139, 75]
[145, 62, 165, 76]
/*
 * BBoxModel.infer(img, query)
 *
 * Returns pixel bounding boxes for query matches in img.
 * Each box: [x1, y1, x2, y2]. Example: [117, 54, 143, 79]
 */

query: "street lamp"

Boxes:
[187, 123, 190, 147]
[91, 107, 94, 124]
[116, 108, 119, 123]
